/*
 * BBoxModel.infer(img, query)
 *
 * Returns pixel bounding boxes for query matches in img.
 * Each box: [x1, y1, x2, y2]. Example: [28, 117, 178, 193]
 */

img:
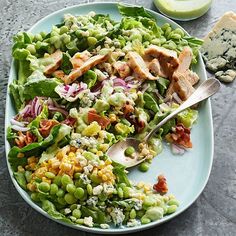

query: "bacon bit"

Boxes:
[126, 115, 145, 133]
[153, 174, 168, 194]
[166, 123, 192, 148]
[25, 131, 37, 145]
[88, 110, 110, 129]
[123, 103, 134, 116]
[15, 131, 37, 148]
[62, 117, 77, 127]
[39, 120, 59, 138]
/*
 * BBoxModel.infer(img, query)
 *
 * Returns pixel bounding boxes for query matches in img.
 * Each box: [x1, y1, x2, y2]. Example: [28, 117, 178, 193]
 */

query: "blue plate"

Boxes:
[5, 2, 213, 234]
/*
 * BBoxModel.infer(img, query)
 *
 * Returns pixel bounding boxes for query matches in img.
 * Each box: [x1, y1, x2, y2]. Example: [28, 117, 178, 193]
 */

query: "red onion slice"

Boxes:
[171, 143, 185, 155]
[48, 106, 69, 117]
[11, 125, 30, 132]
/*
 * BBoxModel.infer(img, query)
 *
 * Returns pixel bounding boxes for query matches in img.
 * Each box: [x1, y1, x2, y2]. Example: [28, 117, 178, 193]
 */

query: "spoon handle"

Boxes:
[144, 78, 220, 142]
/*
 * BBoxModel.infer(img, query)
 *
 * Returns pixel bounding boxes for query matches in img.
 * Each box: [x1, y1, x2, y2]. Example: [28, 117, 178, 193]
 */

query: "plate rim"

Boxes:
[4, 2, 214, 234]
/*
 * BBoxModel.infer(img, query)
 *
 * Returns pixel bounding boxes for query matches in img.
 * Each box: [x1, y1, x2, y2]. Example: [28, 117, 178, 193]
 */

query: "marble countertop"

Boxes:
[0, 0, 235, 235]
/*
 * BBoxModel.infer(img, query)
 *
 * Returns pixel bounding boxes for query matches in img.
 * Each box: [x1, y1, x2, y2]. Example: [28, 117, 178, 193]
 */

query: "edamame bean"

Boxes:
[26, 44, 36, 55]
[75, 219, 84, 225]
[61, 174, 73, 187]
[167, 199, 180, 207]
[141, 217, 151, 224]
[40, 31, 47, 38]
[161, 23, 170, 31]
[57, 197, 67, 205]
[70, 204, 78, 211]
[164, 27, 172, 38]
[173, 28, 185, 37]
[45, 172, 55, 179]
[87, 184, 93, 196]
[56, 189, 65, 198]
[24, 170, 32, 183]
[38, 182, 50, 193]
[50, 35, 60, 44]
[64, 193, 77, 204]
[87, 37, 97, 46]
[138, 162, 149, 172]
[60, 26, 69, 34]
[34, 34, 43, 42]
[74, 173, 81, 179]
[74, 187, 85, 199]
[50, 183, 59, 195]
[53, 175, 62, 186]
[117, 187, 124, 198]
[130, 209, 136, 219]
[124, 146, 135, 156]
[66, 184, 76, 194]
[72, 209, 81, 219]
[123, 187, 130, 198]
[167, 205, 178, 214]
[169, 33, 182, 40]
[30, 192, 39, 202]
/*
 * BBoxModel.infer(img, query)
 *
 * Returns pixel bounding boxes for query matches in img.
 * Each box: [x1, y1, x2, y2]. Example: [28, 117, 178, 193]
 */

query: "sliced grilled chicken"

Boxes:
[64, 54, 109, 84]
[175, 47, 192, 73]
[70, 50, 91, 69]
[183, 70, 199, 85]
[44, 50, 63, 75]
[127, 51, 157, 80]
[145, 45, 179, 77]
[113, 61, 131, 78]
[173, 72, 195, 100]
[148, 58, 168, 78]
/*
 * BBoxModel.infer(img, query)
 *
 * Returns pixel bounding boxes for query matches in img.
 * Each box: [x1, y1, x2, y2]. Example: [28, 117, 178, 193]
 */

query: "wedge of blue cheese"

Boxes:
[201, 11, 236, 82]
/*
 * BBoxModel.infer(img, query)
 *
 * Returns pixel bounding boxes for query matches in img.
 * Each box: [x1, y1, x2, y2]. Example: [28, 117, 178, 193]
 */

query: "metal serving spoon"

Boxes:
[107, 78, 220, 168]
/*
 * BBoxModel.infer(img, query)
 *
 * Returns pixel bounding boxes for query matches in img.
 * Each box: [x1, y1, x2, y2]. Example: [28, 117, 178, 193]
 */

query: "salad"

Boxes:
[7, 4, 202, 229]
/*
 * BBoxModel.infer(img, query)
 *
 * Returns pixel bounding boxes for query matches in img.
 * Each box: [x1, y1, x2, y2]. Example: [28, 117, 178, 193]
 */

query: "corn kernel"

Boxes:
[17, 153, 24, 158]
[42, 177, 51, 184]
[68, 152, 75, 158]
[96, 151, 103, 157]
[51, 160, 60, 169]
[105, 159, 112, 165]
[74, 166, 83, 172]
[17, 166, 25, 172]
[70, 146, 77, 153]
[109, 114, 117, 122]
[56, 151, 64, 160]
[98, 171, 102, 177]
[102, 175, 108, 181]
[28, 156, 36, 164]
[27, 183, 36, 192]
[29, 163, 36, 170]
[60, 162, 72, 172]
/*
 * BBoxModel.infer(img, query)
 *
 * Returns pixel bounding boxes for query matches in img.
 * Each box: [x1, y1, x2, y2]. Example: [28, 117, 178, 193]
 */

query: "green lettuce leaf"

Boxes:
[81, 206, 106, 224]
[82, 70, 97, 88]
[42, 200, 72, 223]
[118, 4, 154, 19]
[13, 171, 27, 190]
[143, 92, 159, 113]
[8, 125, 61, 171]
[112, 161, 131, 187]
[177, 108, 198, 128]
[61, 52, 73, 75]
[23, 71, 61, 100]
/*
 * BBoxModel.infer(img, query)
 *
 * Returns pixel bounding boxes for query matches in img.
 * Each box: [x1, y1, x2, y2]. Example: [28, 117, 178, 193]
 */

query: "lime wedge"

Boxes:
[154, 0, 212, 21]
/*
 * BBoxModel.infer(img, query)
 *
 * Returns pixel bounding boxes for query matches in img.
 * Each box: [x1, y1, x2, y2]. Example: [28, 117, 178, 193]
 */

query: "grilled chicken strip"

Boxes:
[127, 51, 157, 80]
[64, 54, 109, 84]
[44, 50, 63, 75]
[145, 45, 179, 77]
